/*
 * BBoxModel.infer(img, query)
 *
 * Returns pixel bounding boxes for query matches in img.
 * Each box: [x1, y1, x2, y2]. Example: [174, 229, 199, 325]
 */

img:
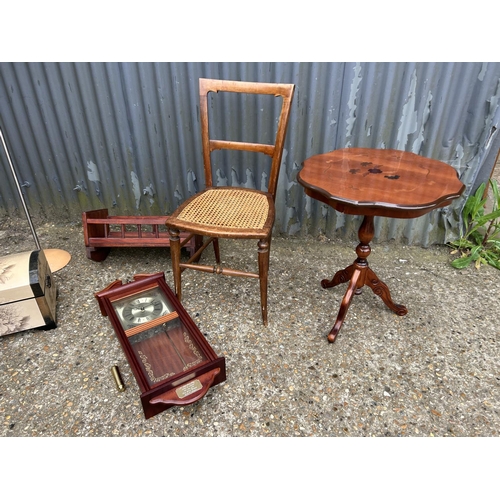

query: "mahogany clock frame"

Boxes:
[95, 272, 226, 419]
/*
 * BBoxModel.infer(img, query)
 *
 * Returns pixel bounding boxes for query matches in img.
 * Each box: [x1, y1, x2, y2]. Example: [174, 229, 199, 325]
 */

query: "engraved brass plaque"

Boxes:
[176, 379, 202, 399]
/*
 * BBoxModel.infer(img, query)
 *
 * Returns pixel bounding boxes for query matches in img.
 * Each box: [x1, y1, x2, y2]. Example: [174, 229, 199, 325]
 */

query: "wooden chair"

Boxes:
[165, 78, 295, 325]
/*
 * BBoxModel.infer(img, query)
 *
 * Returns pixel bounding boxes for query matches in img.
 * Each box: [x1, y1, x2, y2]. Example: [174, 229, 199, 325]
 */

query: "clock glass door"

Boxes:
[128, 317, 208, 388]
[110, 284, 208, 389]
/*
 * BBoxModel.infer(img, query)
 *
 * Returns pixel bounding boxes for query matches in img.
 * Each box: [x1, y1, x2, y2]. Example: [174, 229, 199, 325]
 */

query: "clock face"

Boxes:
[111, 286, 173, 330]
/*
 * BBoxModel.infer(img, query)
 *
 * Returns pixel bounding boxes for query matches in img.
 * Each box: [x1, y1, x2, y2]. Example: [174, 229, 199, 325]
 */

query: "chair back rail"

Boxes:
[199, 78, 294, 199]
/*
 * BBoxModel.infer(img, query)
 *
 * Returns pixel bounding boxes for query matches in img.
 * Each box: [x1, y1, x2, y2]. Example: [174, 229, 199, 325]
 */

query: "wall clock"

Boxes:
[95, 272, 226, 419]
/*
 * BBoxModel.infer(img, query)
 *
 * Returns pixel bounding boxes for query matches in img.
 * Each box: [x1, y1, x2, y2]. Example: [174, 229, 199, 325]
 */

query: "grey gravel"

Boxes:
[0, 216, 499, 438]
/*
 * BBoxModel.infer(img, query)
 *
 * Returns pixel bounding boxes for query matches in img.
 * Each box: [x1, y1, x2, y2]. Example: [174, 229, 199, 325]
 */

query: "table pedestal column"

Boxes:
[322, 215, 408, 343]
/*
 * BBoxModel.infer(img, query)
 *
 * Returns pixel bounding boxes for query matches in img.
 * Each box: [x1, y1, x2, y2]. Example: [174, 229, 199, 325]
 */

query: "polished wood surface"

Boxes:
[130, 323, 208, 386]
[166, 78, 295, 325]
[94, 273, 226, 419]
[298, 148, 465, 218]
[298, 148, 465, 343]
[150, 368, 220, 406]
[321, 214, 407, 343]
[44, 249, 72, 273]
[82, 208, 201, 262]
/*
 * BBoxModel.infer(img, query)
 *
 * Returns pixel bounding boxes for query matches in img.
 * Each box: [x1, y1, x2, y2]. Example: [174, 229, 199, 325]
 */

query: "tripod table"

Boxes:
[298, 148, 465, 343]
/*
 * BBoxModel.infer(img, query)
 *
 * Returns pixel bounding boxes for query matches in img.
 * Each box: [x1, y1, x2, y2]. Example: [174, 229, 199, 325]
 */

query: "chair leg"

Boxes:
[193, 234, 204, 263]
[168, 228, 182, 301]
[213, 237, 221, 264]
[258, 236, 271, 326]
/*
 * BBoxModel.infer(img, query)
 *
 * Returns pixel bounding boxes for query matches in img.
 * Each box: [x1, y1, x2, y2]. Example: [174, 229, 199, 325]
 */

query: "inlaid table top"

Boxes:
[298, 148, 465, 218]
[297, 147, 466, 344]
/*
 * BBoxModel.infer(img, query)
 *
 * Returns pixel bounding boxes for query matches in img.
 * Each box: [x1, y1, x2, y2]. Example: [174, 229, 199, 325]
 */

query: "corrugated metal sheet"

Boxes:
[1, 62, 499, 246]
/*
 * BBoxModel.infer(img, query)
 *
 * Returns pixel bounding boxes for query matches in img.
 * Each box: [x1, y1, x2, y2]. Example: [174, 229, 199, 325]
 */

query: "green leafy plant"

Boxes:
[450, 179, 500, 270]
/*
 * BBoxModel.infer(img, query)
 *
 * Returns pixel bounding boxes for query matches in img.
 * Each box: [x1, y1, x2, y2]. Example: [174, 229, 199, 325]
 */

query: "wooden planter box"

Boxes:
[82, 209, 202, 262]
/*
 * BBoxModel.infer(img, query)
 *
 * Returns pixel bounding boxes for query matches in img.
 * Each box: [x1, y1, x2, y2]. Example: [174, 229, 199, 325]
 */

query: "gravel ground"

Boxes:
[1, 215, 498, 495]
[1, 216, 498, 440]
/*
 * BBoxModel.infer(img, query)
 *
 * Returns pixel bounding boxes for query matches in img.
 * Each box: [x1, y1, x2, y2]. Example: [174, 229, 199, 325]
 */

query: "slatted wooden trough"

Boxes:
[82, 208, 202, 262]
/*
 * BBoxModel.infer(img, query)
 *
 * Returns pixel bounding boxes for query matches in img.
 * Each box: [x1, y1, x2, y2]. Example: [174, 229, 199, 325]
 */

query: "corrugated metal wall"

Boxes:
[1, 62, 499, 246]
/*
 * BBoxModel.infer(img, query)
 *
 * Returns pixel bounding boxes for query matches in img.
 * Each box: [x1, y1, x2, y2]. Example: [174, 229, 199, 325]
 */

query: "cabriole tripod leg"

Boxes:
[328, 268, 362, 343]
[364, 267, 408, 316]
[321, 263, 356, 289]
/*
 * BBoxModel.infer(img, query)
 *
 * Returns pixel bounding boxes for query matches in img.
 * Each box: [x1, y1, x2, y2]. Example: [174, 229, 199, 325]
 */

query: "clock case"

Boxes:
[95, 272, 226, 419]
